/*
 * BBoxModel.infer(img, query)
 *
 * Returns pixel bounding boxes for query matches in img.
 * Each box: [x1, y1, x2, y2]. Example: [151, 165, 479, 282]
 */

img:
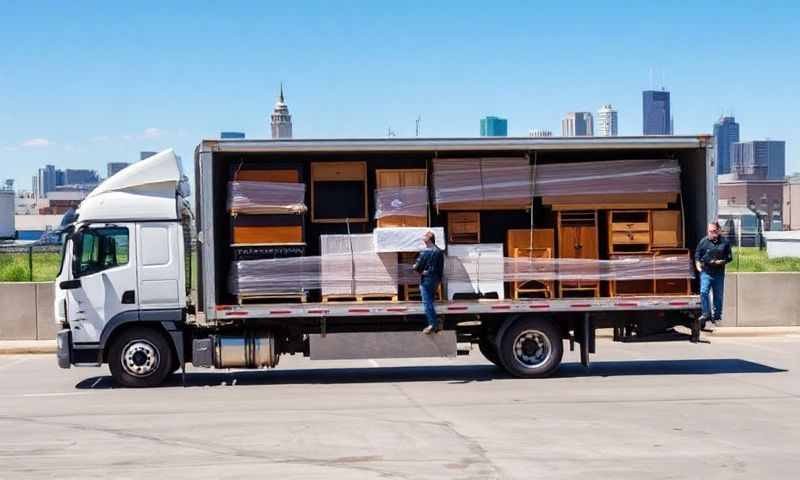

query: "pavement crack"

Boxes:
[391, 383, 507, 479]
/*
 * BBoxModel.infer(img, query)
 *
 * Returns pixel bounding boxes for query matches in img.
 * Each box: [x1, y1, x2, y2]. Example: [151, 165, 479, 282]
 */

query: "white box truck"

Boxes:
[55, 137, 717, 387]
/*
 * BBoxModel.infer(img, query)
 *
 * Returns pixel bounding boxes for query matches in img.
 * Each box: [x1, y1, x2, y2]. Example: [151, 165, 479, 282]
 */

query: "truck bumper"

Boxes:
[56, 329, 71, 369]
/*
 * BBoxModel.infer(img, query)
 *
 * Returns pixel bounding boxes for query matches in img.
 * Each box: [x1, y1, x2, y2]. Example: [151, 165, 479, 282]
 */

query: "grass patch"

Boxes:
[727, 247, 800, 272]
[0, 252, 63, 282]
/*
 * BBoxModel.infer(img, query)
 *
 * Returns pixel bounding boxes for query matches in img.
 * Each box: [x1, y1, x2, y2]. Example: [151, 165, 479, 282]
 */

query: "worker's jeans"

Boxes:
[700, 271, 724, 321]
[419, 275, 440, 328]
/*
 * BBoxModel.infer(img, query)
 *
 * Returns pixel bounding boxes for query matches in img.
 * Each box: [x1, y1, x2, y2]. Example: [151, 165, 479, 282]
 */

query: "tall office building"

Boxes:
[480, 116, 508, 136]
[221, 131, 246, 139]
[597, 104, 618, 137]
[140, 151, 158, 161]
[36, 165, 63, 198]
[561, 112, 594, 136]
[642, 90, 671, 135]
[64, 169, 100, 185]
[107, 162, 131, 177]
[731, 140, 786, 181]
[528, 129, 553, 137]
[270, 84, 293, 139]
[713, 116, 740, 175]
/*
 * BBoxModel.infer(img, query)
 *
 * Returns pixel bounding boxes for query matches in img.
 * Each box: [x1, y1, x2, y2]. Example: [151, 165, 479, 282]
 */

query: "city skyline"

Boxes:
[2, 2, 799, 187]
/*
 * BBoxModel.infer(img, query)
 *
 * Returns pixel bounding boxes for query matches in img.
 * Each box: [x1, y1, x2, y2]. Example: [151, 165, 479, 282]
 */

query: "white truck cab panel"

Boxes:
[62, 223, 139, 344]
[136, 222, 185, 309]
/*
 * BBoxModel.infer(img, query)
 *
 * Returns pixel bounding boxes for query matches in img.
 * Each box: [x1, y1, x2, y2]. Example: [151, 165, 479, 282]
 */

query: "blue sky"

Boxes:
[1, 1, 799, 188]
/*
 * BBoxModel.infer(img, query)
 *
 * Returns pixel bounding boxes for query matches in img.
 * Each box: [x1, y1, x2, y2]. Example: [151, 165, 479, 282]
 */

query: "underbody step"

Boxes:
[309, 330, 457, 360]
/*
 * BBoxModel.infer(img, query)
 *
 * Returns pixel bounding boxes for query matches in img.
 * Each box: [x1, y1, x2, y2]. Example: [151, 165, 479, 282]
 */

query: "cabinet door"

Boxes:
[579, 226, 598, 259]
[401, 170, 427, 187]
[376, 170, 402, 188]
[559, 226, 580, 258]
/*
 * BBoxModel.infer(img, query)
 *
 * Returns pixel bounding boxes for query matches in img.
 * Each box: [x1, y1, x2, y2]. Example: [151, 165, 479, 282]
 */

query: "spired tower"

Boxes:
[270, 83, 293, 139]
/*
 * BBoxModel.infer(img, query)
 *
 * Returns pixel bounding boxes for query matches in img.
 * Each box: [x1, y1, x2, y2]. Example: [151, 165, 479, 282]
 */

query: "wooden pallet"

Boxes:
[238, 292, 308, 305]
[322, 294, 399, 303]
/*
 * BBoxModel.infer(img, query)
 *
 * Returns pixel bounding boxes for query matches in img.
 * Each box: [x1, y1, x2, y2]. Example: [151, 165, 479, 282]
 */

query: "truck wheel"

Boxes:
[497, 318, 563, 378]
[108, 327, 173, 388]
[478, 337, 503, 368]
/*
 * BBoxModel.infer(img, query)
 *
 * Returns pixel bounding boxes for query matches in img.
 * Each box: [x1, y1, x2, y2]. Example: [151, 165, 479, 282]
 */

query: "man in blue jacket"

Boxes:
[694, 222, 732, 330]
[413, 231, 445, 334]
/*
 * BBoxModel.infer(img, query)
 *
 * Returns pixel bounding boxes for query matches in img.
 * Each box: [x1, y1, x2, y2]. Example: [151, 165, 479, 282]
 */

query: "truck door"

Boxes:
[65, 224, 138, 344]
[136, 223, 182, 310]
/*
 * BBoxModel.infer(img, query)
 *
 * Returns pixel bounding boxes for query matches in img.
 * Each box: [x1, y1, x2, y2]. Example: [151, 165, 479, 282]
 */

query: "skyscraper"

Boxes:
[107, 162, 131, 177]
[597, 105, 618, 136]
[480, 116, 508, 136]
[270, 84, 293, 139]
[64, 169, 100, 185]
[713, 116, 740, 175]
[221, 131, 246, 139]
[731, 140, 786, 180]
[642, 90, 671, 135]
[140, 151, 158, 161]
[36, 165, 63, 198]
[561, 112, 594, 136]
[528, 129, 553, 137]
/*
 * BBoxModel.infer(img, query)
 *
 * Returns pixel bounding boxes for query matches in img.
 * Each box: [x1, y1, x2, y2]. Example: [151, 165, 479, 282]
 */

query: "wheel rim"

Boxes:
[511, 329, 552, 370]
[121, 340, 160, 378]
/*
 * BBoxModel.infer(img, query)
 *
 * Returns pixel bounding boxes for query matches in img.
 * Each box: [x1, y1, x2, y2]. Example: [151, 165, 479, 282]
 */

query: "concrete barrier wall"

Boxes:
[1, 274, 798, 339]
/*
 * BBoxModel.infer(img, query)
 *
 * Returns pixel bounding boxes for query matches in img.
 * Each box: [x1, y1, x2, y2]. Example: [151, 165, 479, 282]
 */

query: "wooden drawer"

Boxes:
[232, 226, 303, 245]
[450, 221, 479, 234]
[611, 231, 651, 244]
[449, 212, 477, 223]
[311, 162, 366, 181]
[655, 278, 690, 295]
[611, 222, 650, 232]
[235, 169, 299, 183]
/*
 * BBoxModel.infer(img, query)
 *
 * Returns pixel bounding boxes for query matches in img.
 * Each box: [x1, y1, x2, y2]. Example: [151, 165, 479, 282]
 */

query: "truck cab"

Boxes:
[55, 150, 192, 386]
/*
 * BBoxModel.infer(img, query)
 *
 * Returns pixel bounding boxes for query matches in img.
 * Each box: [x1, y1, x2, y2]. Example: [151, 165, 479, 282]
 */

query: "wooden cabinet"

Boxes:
[653, 248, 691, 295]
[558, 211, 599, 297]
[448, 212, 480, 244]
[652, 210, 682, 248]
[506, 228, 555, 254]
[311, 162, 368, 223]
[609, 253, 655, 297]
[230, 167, 305, 246]
[608, 210, 651, 253]
[375, 169, 428, 228]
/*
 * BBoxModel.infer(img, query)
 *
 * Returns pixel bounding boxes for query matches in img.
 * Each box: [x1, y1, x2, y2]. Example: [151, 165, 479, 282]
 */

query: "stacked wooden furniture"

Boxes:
[506, 229, 555, 299]
[230, 167, 307, 303]
[375, 169, 428, 228]
[608, 209, 689, 296]
[311, 162, 368, 223]
[557, 211, 600, 297]
[447, 212, 480, 244]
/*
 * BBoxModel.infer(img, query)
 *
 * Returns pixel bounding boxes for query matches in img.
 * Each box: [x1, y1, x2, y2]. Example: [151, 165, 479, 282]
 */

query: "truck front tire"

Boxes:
[497, 318, 563, 378]
[108, 326, 174, 388]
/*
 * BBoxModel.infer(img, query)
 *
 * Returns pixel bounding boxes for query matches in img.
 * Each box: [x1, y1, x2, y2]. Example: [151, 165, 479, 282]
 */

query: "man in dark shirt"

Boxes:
[413, 231, 445, 334]
[694, 222, 733, 329]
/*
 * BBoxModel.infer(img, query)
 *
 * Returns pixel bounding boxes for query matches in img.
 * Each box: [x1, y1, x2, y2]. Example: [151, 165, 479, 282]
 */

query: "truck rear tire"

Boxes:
[478, 337, 503, 368]
[108, 326, 173, 388]
[497, 318, 563, 378]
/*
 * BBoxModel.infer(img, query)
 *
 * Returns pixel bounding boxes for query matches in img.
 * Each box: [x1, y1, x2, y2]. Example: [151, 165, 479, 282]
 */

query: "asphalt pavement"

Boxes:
[1, 335, 799, 479]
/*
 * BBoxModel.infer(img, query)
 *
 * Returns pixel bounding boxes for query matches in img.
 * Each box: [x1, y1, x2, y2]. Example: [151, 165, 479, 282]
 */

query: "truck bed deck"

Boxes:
[210, 295, 701, 320]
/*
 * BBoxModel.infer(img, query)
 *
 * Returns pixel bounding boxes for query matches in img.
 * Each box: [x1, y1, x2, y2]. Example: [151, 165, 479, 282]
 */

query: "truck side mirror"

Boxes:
[59, 279, 82, 290]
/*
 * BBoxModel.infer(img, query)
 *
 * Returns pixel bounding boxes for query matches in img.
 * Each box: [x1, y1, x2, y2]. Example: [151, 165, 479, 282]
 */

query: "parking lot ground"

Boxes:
[1, 334, 799, 479]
